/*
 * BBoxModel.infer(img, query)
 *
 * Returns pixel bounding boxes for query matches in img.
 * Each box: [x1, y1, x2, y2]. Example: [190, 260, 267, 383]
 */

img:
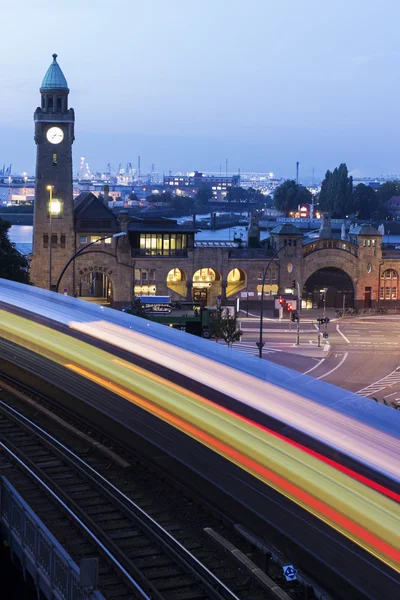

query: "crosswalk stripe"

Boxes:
[356, 367, 400, 396]
[215, 341, 276, 357]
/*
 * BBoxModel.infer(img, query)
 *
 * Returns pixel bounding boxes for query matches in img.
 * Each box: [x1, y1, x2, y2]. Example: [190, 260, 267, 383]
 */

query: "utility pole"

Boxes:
[296, 281, 301, 346]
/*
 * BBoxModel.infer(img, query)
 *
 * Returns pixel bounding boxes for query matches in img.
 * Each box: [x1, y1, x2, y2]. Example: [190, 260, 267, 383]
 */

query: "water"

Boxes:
[9, 224, 252, 244]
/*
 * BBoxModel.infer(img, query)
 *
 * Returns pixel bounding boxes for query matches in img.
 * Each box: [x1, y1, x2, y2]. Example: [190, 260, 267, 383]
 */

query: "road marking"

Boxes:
[316, 352, 348, 380]
[303, 358, 326, 375]
[384, 391, 398, 398]
[336, 325, 351, 344]
[356, 366, 400, 396]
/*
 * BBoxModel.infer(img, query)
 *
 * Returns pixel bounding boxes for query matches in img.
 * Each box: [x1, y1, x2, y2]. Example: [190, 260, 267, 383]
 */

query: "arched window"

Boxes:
[380, 269, 398, 300]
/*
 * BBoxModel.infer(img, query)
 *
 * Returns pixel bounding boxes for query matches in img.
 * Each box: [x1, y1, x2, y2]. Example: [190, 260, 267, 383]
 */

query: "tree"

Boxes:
[172, 194, 194, 212]
[126, 297, 147, 318]
[352, 184, 377, 220]
[377, 180, 400, 206]
[196, 184, 213, 207]
[211, 308, 243, 347]
[319, 163, 353, 218]
[146, 192, 172, 204]
[246, 187, 265, 204]
[273, 180, 312, 214]
[0, 218, 30, 284]
[226, 186, 247, 203]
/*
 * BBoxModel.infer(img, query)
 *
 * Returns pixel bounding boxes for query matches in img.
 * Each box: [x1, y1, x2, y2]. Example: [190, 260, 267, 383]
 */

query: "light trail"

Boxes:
[1, 307, 400, 572]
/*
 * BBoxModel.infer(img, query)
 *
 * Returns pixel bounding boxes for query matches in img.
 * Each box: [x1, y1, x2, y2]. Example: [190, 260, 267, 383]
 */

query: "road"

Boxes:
[233, 314, 400, 407]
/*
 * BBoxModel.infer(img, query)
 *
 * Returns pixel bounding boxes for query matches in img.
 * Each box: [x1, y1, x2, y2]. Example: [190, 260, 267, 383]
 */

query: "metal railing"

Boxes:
[131, 248, 189, 257]
[0, 477, 104, 600]
[303, 239, 358, 257]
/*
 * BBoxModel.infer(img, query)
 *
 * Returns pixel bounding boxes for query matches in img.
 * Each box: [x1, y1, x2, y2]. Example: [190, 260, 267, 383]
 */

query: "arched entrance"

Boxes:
[76, 271, 114, 305]
[167, 267, 187, 297]
[303, 267, 354, 309]
[226, 268, 246, 297]
[192, 268, 221, 306]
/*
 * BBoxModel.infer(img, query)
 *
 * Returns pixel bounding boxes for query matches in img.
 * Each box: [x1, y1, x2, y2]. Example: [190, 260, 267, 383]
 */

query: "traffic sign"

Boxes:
[282, 565, 298, 581]
[323, 332, 329, 339]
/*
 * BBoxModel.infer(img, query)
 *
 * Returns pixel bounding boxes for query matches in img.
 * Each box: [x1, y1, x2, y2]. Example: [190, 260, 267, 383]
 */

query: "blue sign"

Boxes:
[283, 565, 298, 581]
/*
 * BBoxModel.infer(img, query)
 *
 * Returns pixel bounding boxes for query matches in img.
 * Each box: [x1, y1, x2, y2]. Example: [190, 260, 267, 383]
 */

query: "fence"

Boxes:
[0, 476, 104, 600]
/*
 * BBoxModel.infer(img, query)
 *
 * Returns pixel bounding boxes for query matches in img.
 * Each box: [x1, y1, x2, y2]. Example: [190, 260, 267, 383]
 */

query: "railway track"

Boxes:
[0, 397, 248, 600]
[0, 377, 295, 600]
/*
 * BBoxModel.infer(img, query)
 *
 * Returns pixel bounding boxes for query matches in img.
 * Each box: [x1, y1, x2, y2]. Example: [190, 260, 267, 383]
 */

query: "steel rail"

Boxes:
[0, 439, 150, 599]
[0, 397, 240, 600]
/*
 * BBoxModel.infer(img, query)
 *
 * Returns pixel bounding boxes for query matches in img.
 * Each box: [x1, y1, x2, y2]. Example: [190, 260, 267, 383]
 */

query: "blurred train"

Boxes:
[0, 279, 399, 590]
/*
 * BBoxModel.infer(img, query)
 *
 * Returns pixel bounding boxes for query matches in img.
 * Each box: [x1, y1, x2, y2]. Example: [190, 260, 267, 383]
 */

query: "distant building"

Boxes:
[164, 171, 240, 200]
[387, 196, 400, 217]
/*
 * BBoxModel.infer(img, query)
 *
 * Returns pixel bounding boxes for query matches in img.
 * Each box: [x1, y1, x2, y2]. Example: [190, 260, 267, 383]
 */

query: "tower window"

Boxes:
[48, 97, 53, 109]
[57, 98, 62, 110]
[43, 234, 49, 248]
[53, 154, 57, 166]
[60, 235, 66, 248]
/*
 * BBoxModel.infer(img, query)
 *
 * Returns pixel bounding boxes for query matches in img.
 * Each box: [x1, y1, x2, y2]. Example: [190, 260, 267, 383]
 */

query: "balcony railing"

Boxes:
[131, 248, 188, 258]
[303, 239, 358, 257]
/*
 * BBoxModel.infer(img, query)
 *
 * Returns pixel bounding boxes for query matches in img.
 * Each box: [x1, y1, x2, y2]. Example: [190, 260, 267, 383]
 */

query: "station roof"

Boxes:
[40, 54, 69, 91]
[74, 192, 119, 231]
[128, 217, 198, 233]
[270, 223, 303, 236]
[350, 224, 381, 236]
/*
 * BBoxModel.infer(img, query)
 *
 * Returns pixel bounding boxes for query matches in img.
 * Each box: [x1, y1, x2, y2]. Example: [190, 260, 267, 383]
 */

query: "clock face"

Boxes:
[46, 126, 64, 144]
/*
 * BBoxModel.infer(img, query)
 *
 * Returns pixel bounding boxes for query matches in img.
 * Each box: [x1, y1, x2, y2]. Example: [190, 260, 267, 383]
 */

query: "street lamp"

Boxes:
[55, 232, 127, 293]
[257, 242, 290, 359]
[47, 185, 55, 290]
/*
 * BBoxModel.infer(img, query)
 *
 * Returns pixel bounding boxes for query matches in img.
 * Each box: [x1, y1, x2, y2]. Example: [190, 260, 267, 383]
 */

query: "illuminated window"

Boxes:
[392, 287, 397, 299]
[91, 236, 101, 243]
[104, 237, 112, 244]
[80, 236, 87, 244]
[52, 153, 57, 166]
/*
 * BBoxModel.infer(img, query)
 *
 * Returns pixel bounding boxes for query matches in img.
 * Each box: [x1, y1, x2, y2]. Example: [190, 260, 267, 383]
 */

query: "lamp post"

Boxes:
[55, 232, 127, 294]
[257, 242, 289, 359]
[47, 185, 53, 290]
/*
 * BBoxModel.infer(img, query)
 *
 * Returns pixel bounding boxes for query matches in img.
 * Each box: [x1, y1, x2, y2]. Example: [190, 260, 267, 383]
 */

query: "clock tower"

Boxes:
[30, 53, 75, 291]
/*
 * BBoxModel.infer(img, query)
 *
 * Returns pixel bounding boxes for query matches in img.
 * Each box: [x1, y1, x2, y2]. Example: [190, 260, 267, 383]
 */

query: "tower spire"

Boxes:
[40, 53, 69, 92]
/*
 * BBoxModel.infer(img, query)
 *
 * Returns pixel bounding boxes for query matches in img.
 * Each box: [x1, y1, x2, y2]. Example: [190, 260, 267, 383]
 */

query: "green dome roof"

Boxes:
[40, 54, 68, 91]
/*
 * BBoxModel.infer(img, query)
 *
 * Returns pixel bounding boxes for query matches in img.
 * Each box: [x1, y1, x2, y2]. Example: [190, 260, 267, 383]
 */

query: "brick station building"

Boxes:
[30, 55, 400, 310]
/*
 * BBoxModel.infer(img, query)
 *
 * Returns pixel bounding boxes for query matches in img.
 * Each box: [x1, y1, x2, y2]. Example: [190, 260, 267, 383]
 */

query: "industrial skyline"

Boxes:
[1, 1, 400, 178]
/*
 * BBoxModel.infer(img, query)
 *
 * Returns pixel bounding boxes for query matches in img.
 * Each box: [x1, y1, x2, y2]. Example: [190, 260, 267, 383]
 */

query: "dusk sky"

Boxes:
[1, 0, 400, 180]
